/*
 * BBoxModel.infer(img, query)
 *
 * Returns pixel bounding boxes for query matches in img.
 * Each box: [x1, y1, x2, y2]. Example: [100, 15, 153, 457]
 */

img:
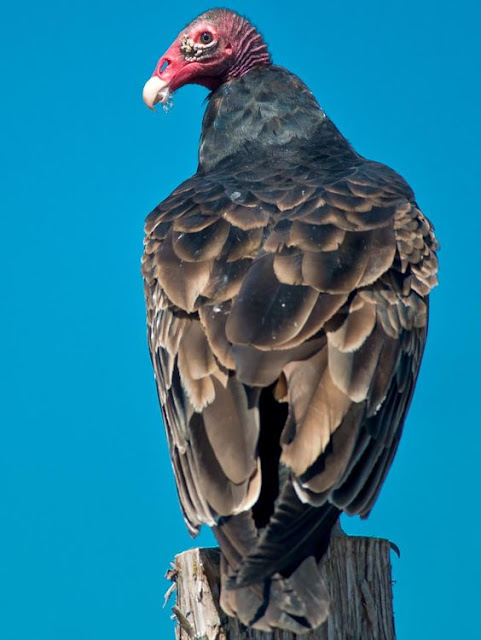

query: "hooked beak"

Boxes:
[142, 46, 189, 110]
[142, 75, 170, 110]
[142, 53, 174, 110]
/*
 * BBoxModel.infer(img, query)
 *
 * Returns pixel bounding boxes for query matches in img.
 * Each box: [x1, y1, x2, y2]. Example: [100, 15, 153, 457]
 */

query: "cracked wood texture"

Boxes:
[171, 538, 396, 640]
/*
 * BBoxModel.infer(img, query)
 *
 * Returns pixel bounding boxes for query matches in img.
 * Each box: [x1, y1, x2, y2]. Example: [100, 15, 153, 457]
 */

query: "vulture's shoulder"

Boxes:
[143, 158, 438, 312]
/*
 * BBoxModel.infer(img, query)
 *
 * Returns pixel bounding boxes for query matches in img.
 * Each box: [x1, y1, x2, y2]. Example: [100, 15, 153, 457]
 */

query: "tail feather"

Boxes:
[214, 486, 338, 633]
[235, 485, 340, 587]
[219, 555, 330, 633]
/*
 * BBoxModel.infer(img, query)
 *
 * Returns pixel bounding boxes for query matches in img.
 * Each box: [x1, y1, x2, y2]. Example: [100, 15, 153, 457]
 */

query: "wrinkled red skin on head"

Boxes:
[149, 11, 270, 94]
[151, 20, 233, 92]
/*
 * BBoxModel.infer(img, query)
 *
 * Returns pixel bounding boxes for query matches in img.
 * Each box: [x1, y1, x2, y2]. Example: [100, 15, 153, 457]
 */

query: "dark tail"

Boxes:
[213, 486, 340, 634]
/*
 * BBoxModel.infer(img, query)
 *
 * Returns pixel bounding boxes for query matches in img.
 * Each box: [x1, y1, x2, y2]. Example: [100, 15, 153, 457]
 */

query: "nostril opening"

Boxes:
[160, 60, 169, 73]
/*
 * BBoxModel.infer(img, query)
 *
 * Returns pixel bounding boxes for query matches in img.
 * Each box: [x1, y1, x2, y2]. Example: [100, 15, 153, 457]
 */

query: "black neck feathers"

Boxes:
[199, 66, 356, 172]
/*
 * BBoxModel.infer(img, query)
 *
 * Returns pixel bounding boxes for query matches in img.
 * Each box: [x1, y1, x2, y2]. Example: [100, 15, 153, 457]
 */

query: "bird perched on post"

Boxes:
[141, 8, 438, 634]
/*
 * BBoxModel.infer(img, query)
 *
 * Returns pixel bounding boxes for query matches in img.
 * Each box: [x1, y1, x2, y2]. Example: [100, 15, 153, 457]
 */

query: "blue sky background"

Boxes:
[1, 1, 480, 638]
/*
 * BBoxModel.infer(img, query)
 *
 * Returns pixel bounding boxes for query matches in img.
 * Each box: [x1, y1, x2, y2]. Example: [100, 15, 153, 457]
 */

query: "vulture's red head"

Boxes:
[142, 9, 271, 109]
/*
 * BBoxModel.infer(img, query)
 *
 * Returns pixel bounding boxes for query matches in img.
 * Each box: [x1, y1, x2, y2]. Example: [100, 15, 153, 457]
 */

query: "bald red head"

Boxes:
[142, 9, 271, 109]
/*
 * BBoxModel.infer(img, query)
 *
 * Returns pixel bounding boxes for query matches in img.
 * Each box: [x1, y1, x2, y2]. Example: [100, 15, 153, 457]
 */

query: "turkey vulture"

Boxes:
[141, 8, 439, 634]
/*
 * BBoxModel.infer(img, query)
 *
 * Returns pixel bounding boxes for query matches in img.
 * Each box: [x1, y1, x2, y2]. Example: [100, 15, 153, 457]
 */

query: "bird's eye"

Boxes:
[199, 32, 213, 44]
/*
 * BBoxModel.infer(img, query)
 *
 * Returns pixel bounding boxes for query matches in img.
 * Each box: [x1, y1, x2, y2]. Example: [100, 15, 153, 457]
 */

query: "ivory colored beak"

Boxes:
[142, 76, 170, 110]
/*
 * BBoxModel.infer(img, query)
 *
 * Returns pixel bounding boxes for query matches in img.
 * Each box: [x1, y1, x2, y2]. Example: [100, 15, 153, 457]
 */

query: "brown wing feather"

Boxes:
[142, 158, 438, 599]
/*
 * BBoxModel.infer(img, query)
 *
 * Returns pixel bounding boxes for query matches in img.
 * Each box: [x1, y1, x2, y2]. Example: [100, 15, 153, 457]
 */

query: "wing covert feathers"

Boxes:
[143, 152, 438, 631]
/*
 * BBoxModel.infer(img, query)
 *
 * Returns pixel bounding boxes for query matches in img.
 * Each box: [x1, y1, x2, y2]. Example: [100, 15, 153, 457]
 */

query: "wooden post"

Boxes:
[167, 537, 396, 640]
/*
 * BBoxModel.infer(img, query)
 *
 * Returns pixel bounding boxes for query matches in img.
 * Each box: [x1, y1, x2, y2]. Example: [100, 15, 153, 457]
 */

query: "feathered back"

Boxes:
[143, 55, 438, 635]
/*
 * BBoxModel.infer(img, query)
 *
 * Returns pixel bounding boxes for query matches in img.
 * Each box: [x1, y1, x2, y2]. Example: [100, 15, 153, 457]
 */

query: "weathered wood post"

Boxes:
[167, 537, 396, 640]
